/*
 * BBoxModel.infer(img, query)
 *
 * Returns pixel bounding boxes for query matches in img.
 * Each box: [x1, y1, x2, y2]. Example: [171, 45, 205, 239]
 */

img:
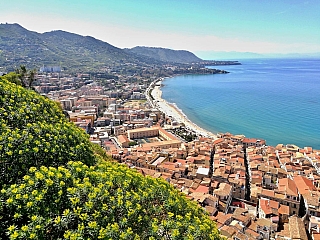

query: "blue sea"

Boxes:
[161, 58, 320, 149]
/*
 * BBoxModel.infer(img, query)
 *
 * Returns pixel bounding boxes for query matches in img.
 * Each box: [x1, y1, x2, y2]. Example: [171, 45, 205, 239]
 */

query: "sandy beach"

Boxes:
[151, 83, 217, 139]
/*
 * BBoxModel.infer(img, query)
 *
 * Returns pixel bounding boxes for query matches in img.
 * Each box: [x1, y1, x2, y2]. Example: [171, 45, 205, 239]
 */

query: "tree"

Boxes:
[27, 68, 37, 88]
[15, 65, 27, 87]
[14, 65, 37, 89]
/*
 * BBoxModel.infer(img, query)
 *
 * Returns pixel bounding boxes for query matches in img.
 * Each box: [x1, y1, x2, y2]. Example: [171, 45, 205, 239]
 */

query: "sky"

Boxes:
[1, 0, 320, 58]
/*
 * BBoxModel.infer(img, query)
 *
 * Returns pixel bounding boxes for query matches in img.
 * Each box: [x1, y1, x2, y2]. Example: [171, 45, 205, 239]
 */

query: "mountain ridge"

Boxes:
[0, 23, 205, 72]
[125, 46, 202, 63]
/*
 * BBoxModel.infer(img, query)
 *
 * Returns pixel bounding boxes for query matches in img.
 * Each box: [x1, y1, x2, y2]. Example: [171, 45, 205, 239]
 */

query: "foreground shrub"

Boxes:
[0, 78, 65, 128]
[0, 79, 96, 186]
[0, 161, 221, 240]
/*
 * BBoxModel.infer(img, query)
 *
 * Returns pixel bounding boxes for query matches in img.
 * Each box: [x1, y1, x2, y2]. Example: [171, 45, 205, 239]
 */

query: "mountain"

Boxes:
[126, 46, 202, 63]
[0, 23, 163, 72]
[0, 23, 205, 73]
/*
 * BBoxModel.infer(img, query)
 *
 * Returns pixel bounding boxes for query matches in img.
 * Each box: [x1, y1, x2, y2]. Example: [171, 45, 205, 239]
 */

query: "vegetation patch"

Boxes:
[0, 161, 221, 239]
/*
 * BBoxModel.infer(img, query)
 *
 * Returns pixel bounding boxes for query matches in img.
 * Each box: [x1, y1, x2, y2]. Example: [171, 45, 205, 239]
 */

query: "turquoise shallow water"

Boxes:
[161, 58, 320, 149]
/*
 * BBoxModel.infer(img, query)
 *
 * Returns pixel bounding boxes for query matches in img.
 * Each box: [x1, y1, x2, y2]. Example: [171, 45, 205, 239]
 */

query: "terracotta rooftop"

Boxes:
[294, 175, 316, 195]
[277, 178, 297, 195]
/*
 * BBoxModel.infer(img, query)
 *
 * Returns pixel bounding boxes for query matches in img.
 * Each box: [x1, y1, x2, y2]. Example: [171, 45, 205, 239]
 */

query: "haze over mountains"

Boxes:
[0, 23, 207, 72]
[197, 51, 320, 60]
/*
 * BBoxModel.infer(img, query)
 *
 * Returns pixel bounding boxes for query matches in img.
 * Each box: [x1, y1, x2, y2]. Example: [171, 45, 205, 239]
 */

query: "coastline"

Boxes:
[149, 58, 320, 150]
[151, 81, 217, 139]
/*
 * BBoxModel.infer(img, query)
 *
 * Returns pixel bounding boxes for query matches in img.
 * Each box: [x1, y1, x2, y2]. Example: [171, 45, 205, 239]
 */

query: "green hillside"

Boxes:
[0, 78, 221, 239]
[126, 46, 202, 63]
[0, 23, 163, 72]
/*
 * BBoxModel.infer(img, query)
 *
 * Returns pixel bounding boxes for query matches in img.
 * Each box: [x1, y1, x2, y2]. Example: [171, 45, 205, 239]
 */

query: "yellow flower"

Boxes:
[63, 230, 71, 239]
[88, 221, 97, 229]
[70, 233, 80, 240]
[78, 223, 85, 231]
[40, 166, 48, 172]
[35, 194, 43, 202]
[35, 172, 44, 180]
[6, 151, 13, 156]
[21, 225, 28, 232]
[6, 198, 13, 204]
[10, 231, 19, 239]
[7, 225, 16, 232]
[80, 213, 88, 221]
[29, 233, 36, 239]
[98, 228, 107, 239]
[70, 197, 79, 205]
[85, 201, 93, 209]
[73, 207, 82, 216]
[54, 216, 61, 224]
[45, 179, 53, 186]
[27, 180, 34, 186]
[63, 209, 70, 216]
[11, 188, 18, 194]
[26, 201, 33, 208]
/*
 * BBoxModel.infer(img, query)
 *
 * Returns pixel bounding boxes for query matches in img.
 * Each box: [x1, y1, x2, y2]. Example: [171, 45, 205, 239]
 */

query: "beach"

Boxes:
[151, 82, 217, 139]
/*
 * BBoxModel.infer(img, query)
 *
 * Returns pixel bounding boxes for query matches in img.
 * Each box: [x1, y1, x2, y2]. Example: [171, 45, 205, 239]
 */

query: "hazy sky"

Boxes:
[1, 0, 320, 57]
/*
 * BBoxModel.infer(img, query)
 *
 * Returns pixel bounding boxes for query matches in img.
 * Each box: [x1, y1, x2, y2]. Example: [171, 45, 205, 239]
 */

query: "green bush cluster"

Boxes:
[0, 77, 221, 239]
[0, 161, 221, 239]
[0, 79, 95, 186]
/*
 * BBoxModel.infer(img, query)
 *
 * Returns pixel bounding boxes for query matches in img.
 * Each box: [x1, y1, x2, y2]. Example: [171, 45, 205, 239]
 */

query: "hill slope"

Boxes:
[0, 23, 162, 72]
[126, 46, 203, 63]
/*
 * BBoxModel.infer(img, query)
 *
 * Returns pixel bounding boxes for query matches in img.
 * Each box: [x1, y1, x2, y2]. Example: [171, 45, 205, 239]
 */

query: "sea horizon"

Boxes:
[161, 58, 320, 149]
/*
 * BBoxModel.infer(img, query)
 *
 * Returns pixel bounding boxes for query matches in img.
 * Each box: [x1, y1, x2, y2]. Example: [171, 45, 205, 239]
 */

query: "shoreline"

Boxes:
[151, 81, 217, 139]
[148, 68, 320, 149]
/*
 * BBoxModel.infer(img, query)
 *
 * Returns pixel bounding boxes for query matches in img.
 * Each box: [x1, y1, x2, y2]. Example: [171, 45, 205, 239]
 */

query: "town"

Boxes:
[35, 66, 320, 240]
